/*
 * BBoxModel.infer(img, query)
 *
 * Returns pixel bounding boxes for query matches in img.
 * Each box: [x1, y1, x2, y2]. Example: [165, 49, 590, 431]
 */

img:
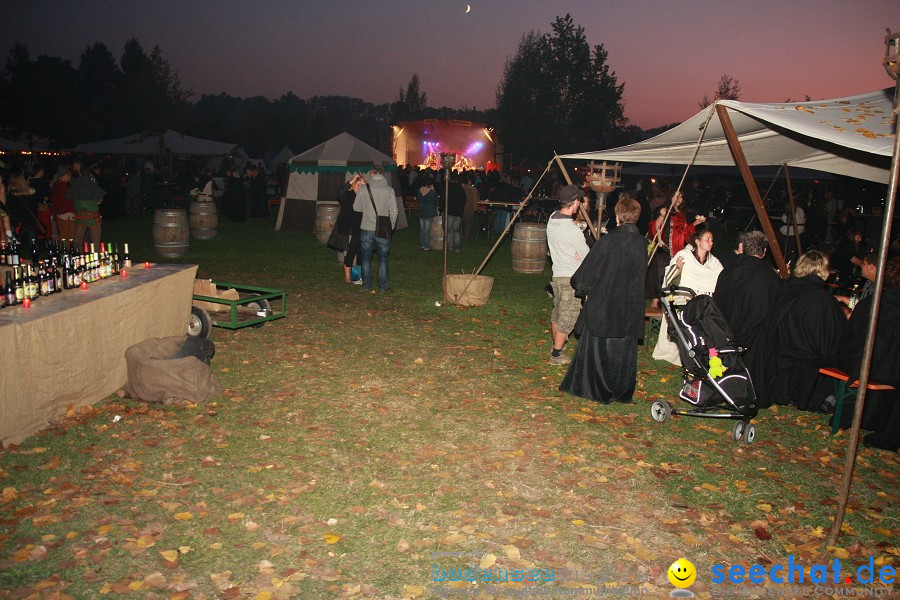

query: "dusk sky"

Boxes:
[2, 0, 897, 130]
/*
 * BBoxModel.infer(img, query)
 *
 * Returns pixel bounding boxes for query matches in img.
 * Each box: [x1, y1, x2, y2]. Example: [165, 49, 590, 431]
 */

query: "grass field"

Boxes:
[0, 212, 897, 599]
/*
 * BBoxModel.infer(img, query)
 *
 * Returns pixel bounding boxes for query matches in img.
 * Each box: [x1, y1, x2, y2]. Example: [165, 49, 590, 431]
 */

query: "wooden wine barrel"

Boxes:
[511, 223, 548, 274]
[153, 209, 190, 258]
[189, 200, 218, 240]
[429, 215, 444, 251]
[315, 202, 340, 244]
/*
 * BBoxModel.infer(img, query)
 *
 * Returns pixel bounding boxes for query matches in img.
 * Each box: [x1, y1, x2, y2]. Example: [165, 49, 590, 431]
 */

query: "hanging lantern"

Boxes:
[884, 29, 900, 80]
[587, 161, 622, 193]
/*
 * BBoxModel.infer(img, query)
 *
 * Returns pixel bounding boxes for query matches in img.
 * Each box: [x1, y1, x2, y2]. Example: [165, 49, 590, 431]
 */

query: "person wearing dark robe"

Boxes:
[249, 166, 269, 218]
[833, 257, 900, 451]
[713, 230, 783, 394]
[761, 250, 845, 410]
[222, 169, 246, 222]
[561, 195, 647, 404]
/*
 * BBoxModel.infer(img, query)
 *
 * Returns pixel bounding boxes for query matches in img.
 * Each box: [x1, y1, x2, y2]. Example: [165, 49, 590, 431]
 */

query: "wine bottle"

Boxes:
[4, 270, 15, 306]
[123, 243, 132, 268]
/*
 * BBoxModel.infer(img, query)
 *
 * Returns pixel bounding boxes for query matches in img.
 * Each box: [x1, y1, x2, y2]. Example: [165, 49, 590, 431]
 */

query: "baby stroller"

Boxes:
[650, 286, 759, 444]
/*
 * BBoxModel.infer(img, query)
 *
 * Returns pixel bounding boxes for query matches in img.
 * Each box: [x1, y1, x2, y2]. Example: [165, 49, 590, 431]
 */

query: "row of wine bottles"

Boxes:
[1, 241, 132, 309]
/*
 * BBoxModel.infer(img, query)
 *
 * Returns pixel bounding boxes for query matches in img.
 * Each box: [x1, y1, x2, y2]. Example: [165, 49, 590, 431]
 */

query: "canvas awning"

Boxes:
[561, 89, 896, 184]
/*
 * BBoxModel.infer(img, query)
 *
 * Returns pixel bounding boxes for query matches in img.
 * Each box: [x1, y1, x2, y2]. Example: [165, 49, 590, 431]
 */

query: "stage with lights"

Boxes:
[392, 119, 495, 170]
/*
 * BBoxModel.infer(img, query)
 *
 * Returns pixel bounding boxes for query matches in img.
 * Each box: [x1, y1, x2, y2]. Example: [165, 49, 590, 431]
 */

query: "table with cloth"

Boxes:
[0, 263, 198, 446]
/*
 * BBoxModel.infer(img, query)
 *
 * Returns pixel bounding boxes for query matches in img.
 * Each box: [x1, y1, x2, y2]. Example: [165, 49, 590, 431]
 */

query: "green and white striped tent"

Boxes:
[276, 132, 407, 231]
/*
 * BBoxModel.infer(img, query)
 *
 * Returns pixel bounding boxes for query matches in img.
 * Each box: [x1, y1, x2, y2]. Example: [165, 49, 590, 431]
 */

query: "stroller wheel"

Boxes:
[731, 421, 745, 442]
[743, 424, 756, 444]
[650, 401, 672, 423]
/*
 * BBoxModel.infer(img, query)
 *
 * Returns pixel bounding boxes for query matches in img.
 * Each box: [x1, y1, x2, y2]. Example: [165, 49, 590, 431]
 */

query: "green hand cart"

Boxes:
[188, 281, 286, 338]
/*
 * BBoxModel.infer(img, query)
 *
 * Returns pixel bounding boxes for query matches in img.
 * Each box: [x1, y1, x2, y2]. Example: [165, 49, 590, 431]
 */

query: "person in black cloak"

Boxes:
[222, 168, 246, 222]
[713, 230, 783, 393]
[761, 250, 845, 410]
[560, 195, 647, 404]
[833, 256, 900, 451]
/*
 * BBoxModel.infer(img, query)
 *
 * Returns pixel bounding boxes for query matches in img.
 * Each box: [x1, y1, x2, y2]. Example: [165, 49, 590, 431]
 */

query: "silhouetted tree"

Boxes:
[119, 37, 192, 135]
[0, 44, 80, 147]
[76, 42, 124, 139]
[698, 74, 741, 108]
[496, 15, 626, 166]
[394, 73, 428, 119]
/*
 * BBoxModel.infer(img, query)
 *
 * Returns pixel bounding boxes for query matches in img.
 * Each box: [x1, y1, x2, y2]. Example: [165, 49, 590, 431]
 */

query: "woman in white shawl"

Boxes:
[652, 228, 724, 365]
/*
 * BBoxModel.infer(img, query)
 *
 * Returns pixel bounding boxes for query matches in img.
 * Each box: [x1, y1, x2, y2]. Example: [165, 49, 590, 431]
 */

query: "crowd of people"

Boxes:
[546, 180, 900, 453]
[0, 156, 274, 255]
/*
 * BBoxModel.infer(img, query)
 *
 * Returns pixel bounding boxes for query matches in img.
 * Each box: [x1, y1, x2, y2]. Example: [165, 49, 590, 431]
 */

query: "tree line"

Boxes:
[1, 16, 737, 166]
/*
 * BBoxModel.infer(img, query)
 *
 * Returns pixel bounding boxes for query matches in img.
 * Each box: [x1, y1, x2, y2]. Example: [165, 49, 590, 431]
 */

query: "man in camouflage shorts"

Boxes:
[546, 184, 591, 365]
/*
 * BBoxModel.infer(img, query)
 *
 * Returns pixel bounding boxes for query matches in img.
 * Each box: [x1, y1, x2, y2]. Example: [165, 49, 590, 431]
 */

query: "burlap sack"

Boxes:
[124, 336, 223, 403]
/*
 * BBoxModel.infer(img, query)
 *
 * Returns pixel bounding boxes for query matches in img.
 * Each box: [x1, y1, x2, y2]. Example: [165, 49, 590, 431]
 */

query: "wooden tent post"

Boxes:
[715, 105, 790, 278]
[783, 164, 803, 257]
[555, 155, 599, 240]
[828, 79, 900, 547]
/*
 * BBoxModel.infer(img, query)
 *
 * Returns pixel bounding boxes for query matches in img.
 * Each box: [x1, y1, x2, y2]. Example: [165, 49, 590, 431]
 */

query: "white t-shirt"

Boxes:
[546, 211, 590, 278]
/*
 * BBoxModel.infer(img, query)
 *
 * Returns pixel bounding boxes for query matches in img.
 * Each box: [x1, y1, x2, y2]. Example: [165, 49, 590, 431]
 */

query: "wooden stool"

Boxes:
[644, 306, 663, 349]
[817, 366, 896, 435]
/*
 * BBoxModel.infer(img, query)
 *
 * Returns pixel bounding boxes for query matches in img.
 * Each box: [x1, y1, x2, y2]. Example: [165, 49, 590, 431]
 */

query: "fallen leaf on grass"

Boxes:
[174, 512, 193, 521]
[323, 533, 341, 544]
[159, 549, 178, 562]
[403, 585, 425, 598]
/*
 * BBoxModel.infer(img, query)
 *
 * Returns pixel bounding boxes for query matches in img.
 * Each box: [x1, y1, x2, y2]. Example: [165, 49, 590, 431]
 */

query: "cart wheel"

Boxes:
[188, 306, 212, 339]
[246, 294, 271, 328]
[650, 401, 671, 423]
[731, 420, 745, 442]
[743, 424, 756, 445]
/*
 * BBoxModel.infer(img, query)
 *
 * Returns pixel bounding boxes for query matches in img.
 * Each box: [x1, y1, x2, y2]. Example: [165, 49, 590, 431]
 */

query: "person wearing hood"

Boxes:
[713, 230, 783, 390]
[353, 166, 398, 292]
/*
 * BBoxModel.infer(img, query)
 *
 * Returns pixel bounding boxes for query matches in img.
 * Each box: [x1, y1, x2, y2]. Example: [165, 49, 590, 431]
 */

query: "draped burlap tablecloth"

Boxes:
[0, 263, 198, 446]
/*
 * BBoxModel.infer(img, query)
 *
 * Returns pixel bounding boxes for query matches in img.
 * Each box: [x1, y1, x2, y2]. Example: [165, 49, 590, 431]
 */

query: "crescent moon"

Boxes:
[466, 4, 471, 13]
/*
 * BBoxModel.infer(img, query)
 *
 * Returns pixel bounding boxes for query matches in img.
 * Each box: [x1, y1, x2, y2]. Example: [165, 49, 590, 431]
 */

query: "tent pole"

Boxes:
[471, 158, 555, 278]
[783, 164, 803, 258]
[715, 105, 790, 279]
[555, 155, 599, 239]
[827, 80, 900, 547]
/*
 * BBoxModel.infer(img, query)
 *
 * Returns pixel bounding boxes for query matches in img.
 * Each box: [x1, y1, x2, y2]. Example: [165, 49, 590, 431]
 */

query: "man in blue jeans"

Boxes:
[353, 166, 398, 292]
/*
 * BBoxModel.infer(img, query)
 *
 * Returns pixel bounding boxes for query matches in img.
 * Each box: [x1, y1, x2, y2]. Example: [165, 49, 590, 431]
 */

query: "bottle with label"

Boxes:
[13, 266, 24, 303]
[848, 284, 860, 310]
[123, 243, 131, 268]
[25, 265, 39, 300]
[38, 262, 51, 296]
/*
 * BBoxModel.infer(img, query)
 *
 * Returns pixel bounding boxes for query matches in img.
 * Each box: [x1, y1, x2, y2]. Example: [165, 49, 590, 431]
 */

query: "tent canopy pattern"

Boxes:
[72, 130, 239, 157]
[561, 89, 896, 184]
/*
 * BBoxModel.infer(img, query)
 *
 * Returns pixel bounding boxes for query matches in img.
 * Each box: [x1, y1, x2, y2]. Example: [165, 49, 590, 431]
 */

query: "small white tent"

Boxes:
[276, 132, 407, 231]
[560, 89, 895, 183]
[72, 130, 240, 157]
[266, 146, 295, 174]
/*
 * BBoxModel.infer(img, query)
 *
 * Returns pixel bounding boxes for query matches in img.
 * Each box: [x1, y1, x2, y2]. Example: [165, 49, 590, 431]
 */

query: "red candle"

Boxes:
[144, 261, 151, 269]
[80, 281, 89, 290]
[120, 269, 128, 278]
[22, 298, 31, 308]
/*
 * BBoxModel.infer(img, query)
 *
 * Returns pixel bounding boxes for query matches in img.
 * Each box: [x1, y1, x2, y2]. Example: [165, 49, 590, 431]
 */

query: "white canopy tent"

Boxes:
[561, 89, 895, 184]
[73, 130, 240, 157]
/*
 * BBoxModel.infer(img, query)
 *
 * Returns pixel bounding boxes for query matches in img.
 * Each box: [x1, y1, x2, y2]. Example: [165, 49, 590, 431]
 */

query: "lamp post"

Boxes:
[828, 28, 900, 547]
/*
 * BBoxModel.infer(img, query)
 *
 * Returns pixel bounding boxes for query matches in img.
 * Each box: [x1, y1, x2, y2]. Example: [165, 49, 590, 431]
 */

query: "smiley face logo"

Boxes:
[668, 558, 696, 588]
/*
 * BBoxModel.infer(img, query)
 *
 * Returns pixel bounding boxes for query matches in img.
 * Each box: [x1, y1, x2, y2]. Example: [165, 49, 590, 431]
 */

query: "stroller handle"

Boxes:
[659, 285, 696, 300]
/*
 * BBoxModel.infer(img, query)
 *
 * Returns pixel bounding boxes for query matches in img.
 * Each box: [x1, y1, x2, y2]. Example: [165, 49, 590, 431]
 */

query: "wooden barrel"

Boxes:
[189, 200, 218, 240]
[315, 202, 340, 244]
[153, 209, 190, 258]
[511, 223, 548, 274]
[429, 215, 444, 251]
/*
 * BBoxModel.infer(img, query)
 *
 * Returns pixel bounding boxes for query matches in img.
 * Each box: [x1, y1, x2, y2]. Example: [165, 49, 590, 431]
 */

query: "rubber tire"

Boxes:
[650, 401, 671, 423]
[188, 306, 212, 339]
[245, 294, 271, 328]
[731, 421, 745, 442]
[743, 424, 756, 445]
